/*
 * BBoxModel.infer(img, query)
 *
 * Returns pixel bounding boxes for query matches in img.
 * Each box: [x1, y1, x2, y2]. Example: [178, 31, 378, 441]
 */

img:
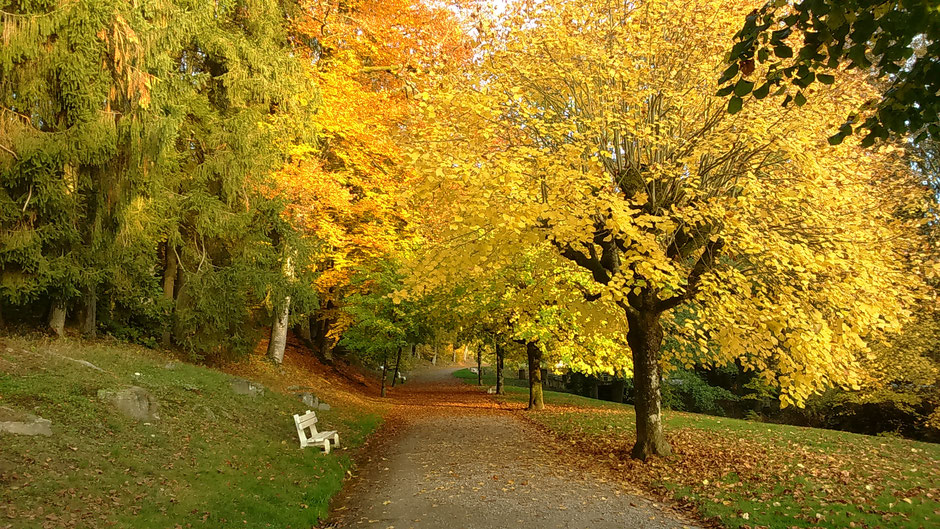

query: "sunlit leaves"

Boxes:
[409, 0, 931, 409]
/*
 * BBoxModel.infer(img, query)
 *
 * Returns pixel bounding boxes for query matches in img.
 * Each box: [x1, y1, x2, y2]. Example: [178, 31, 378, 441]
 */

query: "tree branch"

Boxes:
[554, 240, 611, 285]
[657, 237, 724, 312]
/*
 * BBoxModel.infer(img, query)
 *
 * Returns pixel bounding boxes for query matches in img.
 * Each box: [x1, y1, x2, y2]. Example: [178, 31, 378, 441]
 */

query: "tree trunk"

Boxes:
[81, 285, 96, 338]
[626, 309, 672, 460]
[48, 299, 66, 337]
[477, 348, 483, 385]
[161, 246, 178, 346]
[526, 342, 544, 410]
[267, 296, 290, 364]
[294, 316, 311, 343]
[380, 351, 389, 397]
[391, 346, 403, 387]
[587, 375, 599, 399]
[495, 343, 505, 395]
[312, 303, 335, 361]
[452, 347, 457, 363]
[610, 377, 626, 404]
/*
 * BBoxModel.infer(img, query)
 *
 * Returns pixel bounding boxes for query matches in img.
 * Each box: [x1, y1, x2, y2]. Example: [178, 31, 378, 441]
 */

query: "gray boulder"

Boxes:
[298, 392, 318, 407]
[232, 378, 265, 397]
[0, 406, 52, 437]
[98, 386, 160, 421]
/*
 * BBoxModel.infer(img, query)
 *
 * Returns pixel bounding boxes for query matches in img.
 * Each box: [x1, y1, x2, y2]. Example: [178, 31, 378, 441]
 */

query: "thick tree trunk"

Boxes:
[380, 351, 389, 397]
[48, 300, 66, 337]
[526, 342, 544, 410]
[81, 285, 96, 338]
[495, 343, 505, 395]
[267, 297, 290, 364]
[161, 246, 178, 346]
[626, 309, 672, 460]
[391, 346, 403, 387]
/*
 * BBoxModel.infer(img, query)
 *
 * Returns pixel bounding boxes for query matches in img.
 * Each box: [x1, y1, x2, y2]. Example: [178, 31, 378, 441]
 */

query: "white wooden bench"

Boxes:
[293, 410, 339, 453]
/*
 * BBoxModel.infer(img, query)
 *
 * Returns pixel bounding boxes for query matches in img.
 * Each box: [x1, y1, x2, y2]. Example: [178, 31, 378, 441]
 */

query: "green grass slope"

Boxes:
[454, 368, 940, 529]
[0, 337, 382, 529]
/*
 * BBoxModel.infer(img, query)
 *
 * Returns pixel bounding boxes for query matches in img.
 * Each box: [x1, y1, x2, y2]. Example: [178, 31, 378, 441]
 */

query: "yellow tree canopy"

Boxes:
[409, 0, 932, 407]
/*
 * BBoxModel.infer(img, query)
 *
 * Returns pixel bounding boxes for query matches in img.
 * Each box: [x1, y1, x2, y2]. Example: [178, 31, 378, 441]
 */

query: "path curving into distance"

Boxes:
[328, 367, 700, 529]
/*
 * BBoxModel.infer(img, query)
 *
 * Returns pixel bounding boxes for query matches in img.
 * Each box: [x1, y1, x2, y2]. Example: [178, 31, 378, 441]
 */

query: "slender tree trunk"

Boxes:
[161, 246, 178, 346]
[312, 302, 335, 361]
[267, 254, 294, 364]
[495, 343, 505, 395]
[391, 346, 403, 387]
[48, 299, 66, 337]
[0, 297, 5, 327]
[452, 347, 457, 363]
[267, 296, 290, 364]
[380, 351, 389, 397]
[476, 348, 483, 385]
[81, 285, 96, 338]
[526, 342, 544, 410]
[626, 309, 672, 460]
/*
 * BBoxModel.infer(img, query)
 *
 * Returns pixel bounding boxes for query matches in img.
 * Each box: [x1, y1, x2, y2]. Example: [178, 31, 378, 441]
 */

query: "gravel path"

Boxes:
[329, 367, 700, 529]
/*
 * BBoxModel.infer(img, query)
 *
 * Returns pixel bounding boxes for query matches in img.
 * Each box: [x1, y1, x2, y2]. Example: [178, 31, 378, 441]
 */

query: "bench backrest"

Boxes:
[295, 410, 319, 435]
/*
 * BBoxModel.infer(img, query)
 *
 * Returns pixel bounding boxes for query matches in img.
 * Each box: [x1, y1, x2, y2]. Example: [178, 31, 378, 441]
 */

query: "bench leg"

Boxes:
[322, 439, 331, 454]
[333, 433, 340, 448]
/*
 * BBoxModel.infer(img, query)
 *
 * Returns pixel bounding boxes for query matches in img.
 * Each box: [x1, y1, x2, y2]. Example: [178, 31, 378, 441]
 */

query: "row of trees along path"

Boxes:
[329, 366, 699, 529]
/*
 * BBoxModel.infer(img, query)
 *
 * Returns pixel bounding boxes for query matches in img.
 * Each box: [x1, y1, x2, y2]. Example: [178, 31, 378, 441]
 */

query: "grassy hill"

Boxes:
[454, 368, 940, 529]
[0, 336, 385, 529]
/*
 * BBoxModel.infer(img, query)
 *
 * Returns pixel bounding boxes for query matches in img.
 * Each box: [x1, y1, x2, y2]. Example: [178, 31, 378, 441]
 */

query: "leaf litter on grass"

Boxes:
[517, 402, 939, 529]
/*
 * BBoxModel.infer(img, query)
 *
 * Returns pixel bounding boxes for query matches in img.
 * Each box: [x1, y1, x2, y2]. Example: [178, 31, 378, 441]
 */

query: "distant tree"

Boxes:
[723, 0, 940, 146]
[342, 261, 430, 396]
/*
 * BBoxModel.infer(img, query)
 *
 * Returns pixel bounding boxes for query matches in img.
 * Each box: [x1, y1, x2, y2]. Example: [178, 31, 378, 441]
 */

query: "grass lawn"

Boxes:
[0, 336, 382, 529]
[453, 368, 940, 529]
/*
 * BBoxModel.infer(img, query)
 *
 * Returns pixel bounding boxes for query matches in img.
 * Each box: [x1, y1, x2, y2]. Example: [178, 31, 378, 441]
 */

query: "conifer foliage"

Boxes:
[1, 0, 319, 357]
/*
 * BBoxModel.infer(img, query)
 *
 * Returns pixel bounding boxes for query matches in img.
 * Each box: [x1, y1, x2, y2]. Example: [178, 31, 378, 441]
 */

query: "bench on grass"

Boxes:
[293, 410, 340, 453]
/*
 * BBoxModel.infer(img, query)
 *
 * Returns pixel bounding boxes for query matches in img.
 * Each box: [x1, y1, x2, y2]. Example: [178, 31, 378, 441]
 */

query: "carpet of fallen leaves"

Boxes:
[517, 403, 940, 529]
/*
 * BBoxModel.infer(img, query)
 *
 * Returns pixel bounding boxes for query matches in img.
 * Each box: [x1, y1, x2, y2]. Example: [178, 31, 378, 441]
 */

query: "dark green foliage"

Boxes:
[724, 0, 940, 146]
[0, 0, 320, 357]
[661, 368, 739, 416]
[340, 260, 430, 369]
